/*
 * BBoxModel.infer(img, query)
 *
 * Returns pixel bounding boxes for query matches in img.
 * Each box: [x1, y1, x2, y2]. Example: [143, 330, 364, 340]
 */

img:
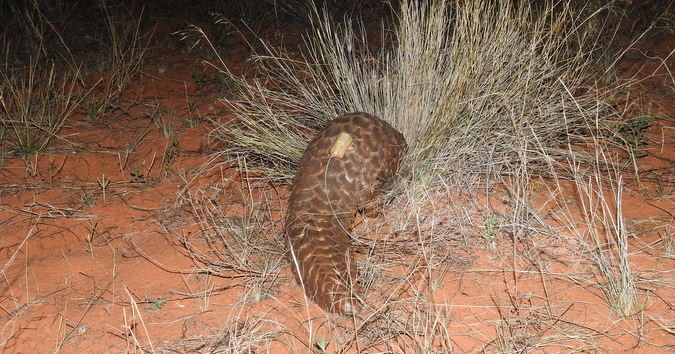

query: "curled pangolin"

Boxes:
[285, 112, 407, 315]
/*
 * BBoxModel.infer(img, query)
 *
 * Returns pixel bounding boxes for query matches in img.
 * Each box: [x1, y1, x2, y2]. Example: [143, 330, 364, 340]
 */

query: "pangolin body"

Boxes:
[285, 112, 407, 314]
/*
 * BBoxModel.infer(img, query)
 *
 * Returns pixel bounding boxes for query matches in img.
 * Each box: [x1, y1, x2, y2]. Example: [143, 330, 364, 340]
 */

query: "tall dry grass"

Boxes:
[86, 2, 153, 122]
[0, 1, 152, 158]
[0, 0, 86, 158]
[212, 0, 625, 192]
[0, 54, 84, 156]
[552, 142, 640, 317]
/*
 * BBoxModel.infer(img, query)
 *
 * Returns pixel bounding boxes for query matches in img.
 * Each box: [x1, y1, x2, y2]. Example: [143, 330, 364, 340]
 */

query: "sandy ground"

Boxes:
[1, 1, 674, 353]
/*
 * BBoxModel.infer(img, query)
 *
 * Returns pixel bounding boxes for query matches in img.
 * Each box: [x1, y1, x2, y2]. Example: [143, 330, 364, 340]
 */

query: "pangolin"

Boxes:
[285, 112, 407, 314]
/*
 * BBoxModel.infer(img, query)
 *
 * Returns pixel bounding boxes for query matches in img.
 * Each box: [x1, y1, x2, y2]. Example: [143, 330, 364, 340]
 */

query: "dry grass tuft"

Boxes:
[85, 2, 153, 122]
[210, 0, 630, 192]
[171, 166, 287, 307]
[0, 55, 85, 157]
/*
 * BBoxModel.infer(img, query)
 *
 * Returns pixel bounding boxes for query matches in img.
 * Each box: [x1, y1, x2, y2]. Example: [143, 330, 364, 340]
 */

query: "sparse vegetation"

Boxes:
[81, 189, 96, 207]
[483, 214, 500, 251]
[0, 54, 85, 156]
[97, 174, 109, 204]
[163, 136, 180, 177]
[0, 0, 673, 352]
[87, 2, 152, 122]
[148, 100, 175, 139]
[130, 167, 147, 188]
[143, 295, 167, 311]
[570, 148, 640, 317]
[191, 67, 207, 91]
[172, 169, 286, 299]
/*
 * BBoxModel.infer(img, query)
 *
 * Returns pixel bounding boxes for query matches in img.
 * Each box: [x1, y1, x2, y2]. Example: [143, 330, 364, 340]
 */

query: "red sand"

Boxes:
[1, 2, 673, 353]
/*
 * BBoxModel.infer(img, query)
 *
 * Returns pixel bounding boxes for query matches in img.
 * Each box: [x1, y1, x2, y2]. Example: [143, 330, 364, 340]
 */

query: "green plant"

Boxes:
[164, 136, 180, 176]
[130, 167, 146, 188]
[143, 296, 166, 311]
[192, 68, 207, 91]
[148, 100, 174, 139]
[81, 190, 96, 207]
[484, 214, 500, 250]
[314, 337, 331, 354]
[185, 98, 200, 127]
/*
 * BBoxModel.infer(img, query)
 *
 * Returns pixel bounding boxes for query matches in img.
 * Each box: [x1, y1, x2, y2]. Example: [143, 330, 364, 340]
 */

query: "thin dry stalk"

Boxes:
[170, 163, 286, 310]
[570, 149, 639, 317]
[88, 2, 152, 122]
[179, 271, 214, 312]
[0, 219, 40, 347]
[123, 286, 156, 354]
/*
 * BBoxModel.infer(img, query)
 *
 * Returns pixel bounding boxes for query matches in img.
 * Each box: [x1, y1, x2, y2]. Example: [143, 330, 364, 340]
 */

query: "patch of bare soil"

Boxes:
[1, 1, 673, 353]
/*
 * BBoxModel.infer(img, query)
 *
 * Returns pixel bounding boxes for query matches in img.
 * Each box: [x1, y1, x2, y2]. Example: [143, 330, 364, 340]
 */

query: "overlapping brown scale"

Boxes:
[285, 112, 407, 315]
